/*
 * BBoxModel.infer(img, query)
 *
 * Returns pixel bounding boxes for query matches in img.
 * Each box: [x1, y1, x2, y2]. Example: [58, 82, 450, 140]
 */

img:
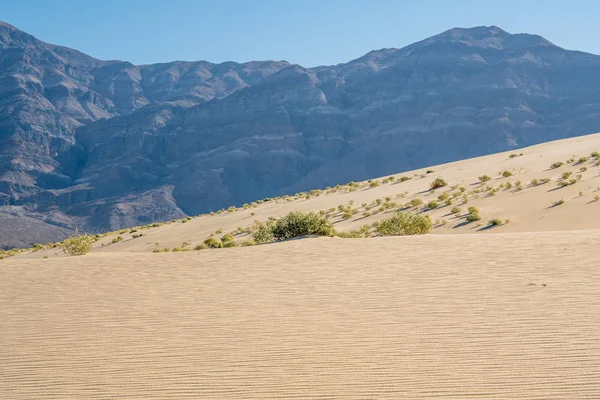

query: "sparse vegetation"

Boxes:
[451, 206, 461, 215]
[488, 218, 503, 227]
[466, 206, 482, 222]
[204, 237, 223, 248]
[111, 236, 123, 244]
[429, 178, 447, 189]
[62, 235, 94, 256]
[426, 200, 439, 210]
[479, 175, 491, 184]
[550, 161, 564, 169]
[501, 170, 513, 178]
[271, 211, 335, 241]
[553, 199, 565, 207]
[375, 212, 432, 236]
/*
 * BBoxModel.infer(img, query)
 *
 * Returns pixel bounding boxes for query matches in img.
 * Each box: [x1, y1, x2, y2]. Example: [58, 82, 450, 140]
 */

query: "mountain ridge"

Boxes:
[3, 22, 600, 248]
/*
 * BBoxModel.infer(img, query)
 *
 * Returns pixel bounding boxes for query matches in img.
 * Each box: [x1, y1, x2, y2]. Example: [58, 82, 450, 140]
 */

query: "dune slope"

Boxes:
[2, 232, 600, 399]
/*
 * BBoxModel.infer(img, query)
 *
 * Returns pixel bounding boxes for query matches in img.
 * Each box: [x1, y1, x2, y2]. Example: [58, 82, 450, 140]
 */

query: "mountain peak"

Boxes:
[425, 25, 555, 49]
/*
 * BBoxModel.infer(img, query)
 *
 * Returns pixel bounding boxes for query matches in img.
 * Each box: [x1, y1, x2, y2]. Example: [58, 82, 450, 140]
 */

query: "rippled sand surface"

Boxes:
[2, 231, 600, 399]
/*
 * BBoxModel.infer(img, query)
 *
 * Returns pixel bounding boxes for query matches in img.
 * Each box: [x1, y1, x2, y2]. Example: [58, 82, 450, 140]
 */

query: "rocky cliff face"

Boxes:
[2, 22, 600, 247]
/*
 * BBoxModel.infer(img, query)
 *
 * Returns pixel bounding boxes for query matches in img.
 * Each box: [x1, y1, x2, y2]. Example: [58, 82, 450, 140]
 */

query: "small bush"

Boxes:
[479, 175, 491, 183]
[62, 235, 94, 256]
[550, 161, 564, 169]
[426, 200, 439, 210]
[437, 192, 450, 201]
[578, 157, 589, 164]
[241, 239, 256, 247]
[112, 236, 123, 244]
[409, 198, 423, 208]
[592, 151, 600, 158]
[488, 218, 503, 226]
[204, 237, 223, 248]
[375, 212, 432, 236]
[451, 206, 461, 214]
[466, 211, 482, 222]
[429, 178, 447, 189]
[426, 169, 435, 174]
[562, 171, 573, 180]
[553, 199, 565, 207]
[271, 211, 335, 241]
[399, 176, 411, 182]
[501, 170, 513, 177]
[222, 240, 238, 248]
[252, 222, 275, 244]
[221, 234, 235, 243]
[194, 244, 207, 250]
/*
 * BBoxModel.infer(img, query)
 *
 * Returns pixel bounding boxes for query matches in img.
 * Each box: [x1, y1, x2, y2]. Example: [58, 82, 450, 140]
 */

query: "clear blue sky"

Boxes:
[3, 0, 599, 66]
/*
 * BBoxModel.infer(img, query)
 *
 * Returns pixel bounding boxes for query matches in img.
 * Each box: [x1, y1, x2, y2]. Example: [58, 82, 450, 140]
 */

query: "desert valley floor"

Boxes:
[2, 134, 600, 398]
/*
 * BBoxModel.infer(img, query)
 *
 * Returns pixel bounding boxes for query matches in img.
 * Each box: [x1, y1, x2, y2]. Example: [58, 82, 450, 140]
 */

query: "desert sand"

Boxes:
[2, 133, 600, 398]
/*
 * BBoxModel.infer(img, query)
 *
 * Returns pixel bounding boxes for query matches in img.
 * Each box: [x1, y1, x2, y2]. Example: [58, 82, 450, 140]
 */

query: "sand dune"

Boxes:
[3, 133, 600, 398]
[2, 232, 600, 398]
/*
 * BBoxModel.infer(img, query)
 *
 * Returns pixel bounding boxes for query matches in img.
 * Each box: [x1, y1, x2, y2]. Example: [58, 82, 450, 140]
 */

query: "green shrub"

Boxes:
[408, 198, 423, 208]
[479, 175, 491, 183]
[335, 230, 365, 238]
[550, 161, 564, 169]
[592, 151, 600, 158]
[203, 237, 223, 248]
[562, 171, 573, 179]
[222, 240, 238, 248]
[252, 222, 275, 244]
[241, 239, 256, 247]
[578, 157, 589, 164]
[271, 211, 335, 241]
[466, 211, 482, 222]
[451, 206, 461, 214]
[426, 200, 439, 210]
[399, 176, 412, 182]
[426, 169, 435, 174]
[221, 234, 235, 243]
[111, 236, 123, 244]
[194, 244, 207, 250]
[375, 212, 432, 236]
[488, 218, 503, 226]
[62, 235, 94, 256]
[429, 178, 447, 189]
[553, 199, 565, 206]
[501, 170, 513, 177]
[437, 192, 450, 201]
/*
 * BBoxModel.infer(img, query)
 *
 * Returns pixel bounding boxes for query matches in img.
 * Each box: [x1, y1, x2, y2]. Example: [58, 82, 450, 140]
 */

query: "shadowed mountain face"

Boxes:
[2, 22, 600, 247]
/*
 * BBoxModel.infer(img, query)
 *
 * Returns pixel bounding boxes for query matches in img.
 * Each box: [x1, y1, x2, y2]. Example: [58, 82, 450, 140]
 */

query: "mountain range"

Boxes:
[2, 21, 600, 248]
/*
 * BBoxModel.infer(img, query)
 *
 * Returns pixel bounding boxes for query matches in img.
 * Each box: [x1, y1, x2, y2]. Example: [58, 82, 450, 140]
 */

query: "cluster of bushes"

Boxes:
[375, 212, 432, 236]
[62, 235, 95, 256]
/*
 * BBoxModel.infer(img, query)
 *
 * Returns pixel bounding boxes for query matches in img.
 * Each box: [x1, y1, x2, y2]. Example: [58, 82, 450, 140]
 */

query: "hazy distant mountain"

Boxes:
[2, 22, 600, 247]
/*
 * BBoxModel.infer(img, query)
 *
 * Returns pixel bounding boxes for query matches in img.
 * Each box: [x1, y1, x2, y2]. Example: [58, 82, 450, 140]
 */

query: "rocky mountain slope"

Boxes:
[2, 22, 600, 247]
